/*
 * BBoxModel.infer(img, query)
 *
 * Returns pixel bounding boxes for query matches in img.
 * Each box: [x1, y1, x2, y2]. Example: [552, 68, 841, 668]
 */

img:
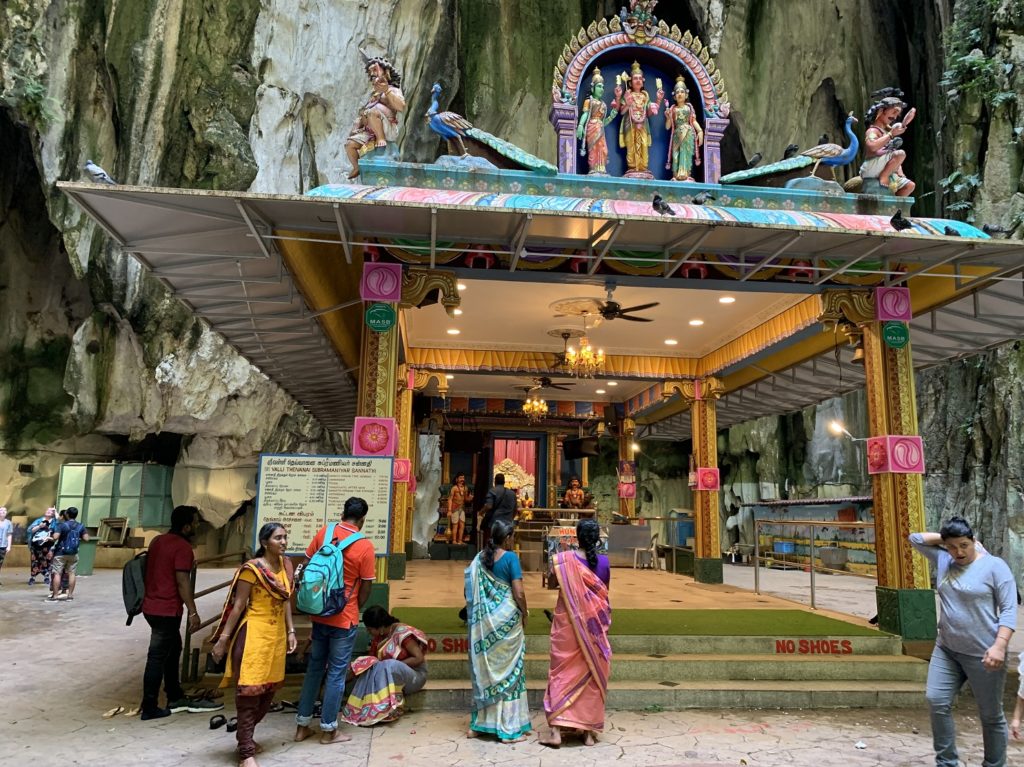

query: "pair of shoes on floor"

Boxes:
[209, 714, 238, 731]
[141, 707, 172, 721]
[44, 596, 60, 602]
[169, 696, 224, 714]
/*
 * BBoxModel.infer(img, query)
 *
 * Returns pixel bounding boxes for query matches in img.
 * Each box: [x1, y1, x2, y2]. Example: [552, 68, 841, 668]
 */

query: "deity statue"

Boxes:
[612, 61, 664, 178]
[663, 75, 703, 182]
[859, 95, 916, 197]
[576, 68, 615, 175]
[344, 52, 406, 179]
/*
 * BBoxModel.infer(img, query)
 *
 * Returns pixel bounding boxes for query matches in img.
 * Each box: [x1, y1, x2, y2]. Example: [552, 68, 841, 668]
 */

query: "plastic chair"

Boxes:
[631, 533, 660, 570]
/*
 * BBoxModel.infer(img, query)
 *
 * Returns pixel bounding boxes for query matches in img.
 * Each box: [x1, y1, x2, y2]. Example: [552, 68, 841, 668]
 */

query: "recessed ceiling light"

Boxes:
[595, 389, 606, 394]
[445, 374, 454, 379]
[719, 296, 736, 304]
[447, 328, 460, 335]
[457, 283, 467, 291]
[664, 339, 678, 345]
[607, 381, 618, 387]
[689, 319, 704, 326]
[453, 308, 463, 315]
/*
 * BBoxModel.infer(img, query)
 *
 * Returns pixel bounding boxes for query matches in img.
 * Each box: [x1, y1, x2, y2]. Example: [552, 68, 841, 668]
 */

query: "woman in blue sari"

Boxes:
[465, 519, 531, 743]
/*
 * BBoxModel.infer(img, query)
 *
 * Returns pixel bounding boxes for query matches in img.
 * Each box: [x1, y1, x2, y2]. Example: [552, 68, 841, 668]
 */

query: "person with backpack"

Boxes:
[26, 506, 56, 586]
[139, 505, 223, 720]
[478, 473, 517, 549]
[293, 496, 376, 746]
[47, 507, 88, 602]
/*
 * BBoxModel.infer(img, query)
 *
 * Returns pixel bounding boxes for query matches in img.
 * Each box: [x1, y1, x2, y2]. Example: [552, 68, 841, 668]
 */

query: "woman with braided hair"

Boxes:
[464, 519, 531, 743]
[539, 518, 611, 748]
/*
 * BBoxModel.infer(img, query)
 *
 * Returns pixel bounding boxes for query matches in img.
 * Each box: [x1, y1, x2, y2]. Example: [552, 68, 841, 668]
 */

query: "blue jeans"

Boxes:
[296, 622, 358, 731]
[925, 643, 1007, 767]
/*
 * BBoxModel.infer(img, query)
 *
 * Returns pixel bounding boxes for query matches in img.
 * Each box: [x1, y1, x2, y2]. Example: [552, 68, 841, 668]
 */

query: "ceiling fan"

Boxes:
[549, 285, 659, 323]
[513, 376, 577, 392]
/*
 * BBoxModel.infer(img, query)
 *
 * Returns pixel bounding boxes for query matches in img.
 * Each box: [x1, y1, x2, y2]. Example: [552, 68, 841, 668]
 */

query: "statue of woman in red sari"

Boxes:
[576, 69, 615, 175]
[611, 61, 664, 178]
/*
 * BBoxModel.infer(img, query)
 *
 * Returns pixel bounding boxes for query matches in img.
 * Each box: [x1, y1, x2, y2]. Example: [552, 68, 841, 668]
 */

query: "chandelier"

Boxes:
[522, 395, 548, 422]
[565, 319, 605, 378]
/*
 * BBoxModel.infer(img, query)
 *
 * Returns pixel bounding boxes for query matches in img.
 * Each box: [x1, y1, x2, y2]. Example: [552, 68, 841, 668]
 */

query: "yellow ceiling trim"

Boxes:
[406, 348, 700, 378]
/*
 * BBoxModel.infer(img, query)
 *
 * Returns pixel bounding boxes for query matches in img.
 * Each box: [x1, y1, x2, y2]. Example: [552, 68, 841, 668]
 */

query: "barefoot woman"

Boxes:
[465, 519, 531, 743]
[539, 518, 611, 748]
[211, 523, 297, 767]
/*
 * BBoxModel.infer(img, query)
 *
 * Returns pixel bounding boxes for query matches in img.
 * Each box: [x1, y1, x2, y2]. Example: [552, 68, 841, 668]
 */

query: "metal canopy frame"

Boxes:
[58, 183, 1024, 433]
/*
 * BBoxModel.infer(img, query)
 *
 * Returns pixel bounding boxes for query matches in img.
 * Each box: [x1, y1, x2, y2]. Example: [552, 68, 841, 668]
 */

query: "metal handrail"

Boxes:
[181, 549, 249, 682]
[753, 519, 875, 609]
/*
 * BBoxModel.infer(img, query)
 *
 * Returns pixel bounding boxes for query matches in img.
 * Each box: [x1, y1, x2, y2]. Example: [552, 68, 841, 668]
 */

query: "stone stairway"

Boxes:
[407, 633, 928, 710]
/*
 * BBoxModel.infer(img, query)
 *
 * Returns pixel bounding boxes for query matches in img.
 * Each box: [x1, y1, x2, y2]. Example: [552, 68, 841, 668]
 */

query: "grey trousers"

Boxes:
[925, 643, 1007, 767]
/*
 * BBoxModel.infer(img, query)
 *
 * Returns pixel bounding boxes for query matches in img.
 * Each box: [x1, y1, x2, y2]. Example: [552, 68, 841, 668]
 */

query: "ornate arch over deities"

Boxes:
[549, 3, 730, 179]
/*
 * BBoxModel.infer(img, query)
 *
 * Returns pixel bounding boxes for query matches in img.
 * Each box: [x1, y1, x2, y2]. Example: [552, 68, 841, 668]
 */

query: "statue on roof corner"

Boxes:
[577, 69, 615, 175]
[344, 50, 406, 180]
[664, 75, 703, 182]
[860, 93, 916, 197]
[612, 61, 664, 179]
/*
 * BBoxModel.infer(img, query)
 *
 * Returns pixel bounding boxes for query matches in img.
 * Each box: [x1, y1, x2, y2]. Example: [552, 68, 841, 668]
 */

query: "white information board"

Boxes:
[254, 454, 393, 556]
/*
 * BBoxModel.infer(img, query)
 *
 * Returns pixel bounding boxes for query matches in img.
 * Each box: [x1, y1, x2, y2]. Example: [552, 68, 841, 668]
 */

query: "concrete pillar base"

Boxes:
[875, 586, 936, 640]
[388, 553, 406, 580]
[694, 557, 724, 584]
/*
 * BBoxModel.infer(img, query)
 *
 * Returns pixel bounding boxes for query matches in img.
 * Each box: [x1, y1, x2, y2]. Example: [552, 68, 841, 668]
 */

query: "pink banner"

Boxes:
[493, 438, 537, 478]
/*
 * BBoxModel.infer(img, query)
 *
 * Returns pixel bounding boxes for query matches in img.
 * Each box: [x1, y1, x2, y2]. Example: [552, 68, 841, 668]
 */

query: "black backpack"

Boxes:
[122, 552, 147, 626]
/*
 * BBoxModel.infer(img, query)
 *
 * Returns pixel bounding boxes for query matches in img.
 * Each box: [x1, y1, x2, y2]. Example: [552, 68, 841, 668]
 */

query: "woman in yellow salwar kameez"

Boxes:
[212, 523, 297, 767]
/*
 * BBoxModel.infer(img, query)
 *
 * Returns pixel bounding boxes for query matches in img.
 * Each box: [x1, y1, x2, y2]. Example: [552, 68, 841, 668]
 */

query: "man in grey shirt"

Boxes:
[480, 473, 517, 541]
[0, 507, 12, 585]
[910, 517, 1016, 767]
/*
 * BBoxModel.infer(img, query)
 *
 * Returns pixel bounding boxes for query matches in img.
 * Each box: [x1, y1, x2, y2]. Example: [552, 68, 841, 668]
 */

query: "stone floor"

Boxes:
[2, 565, 1022, 766]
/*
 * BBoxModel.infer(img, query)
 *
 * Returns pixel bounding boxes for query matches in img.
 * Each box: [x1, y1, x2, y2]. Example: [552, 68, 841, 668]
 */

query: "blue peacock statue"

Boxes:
[800, 112, 859, 179]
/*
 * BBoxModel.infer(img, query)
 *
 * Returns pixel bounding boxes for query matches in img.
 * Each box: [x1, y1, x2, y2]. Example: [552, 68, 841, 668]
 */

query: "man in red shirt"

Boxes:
[294, 497, 376, 745]
[139, 505, 222, 720]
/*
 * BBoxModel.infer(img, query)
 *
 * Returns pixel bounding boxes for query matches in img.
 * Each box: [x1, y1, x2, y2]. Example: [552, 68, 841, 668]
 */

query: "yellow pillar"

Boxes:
[390, 365, 414, 572]
[663, 377, 725, 583]
[820, 290, 934, 640]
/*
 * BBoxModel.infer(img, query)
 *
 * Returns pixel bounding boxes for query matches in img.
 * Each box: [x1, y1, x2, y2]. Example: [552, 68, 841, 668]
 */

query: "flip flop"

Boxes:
[102, 706, 126, 719]
[209, 714, 227, 730]
[225, 716, 238, 733]
[123, 707, 140, 718]
[277, 699, 298, 712]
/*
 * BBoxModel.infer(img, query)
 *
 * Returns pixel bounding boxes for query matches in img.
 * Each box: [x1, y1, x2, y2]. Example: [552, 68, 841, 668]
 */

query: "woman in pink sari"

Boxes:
[539, 518, 611, 748]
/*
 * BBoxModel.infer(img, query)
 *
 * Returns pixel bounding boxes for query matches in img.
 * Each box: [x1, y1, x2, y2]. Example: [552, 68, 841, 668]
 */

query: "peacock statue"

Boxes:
[425, 83, 558, 176]
[800, 112, 859, 179]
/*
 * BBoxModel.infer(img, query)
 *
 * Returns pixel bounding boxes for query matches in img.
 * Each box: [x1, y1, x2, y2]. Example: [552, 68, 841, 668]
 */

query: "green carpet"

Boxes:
[390, 608, 882, 637]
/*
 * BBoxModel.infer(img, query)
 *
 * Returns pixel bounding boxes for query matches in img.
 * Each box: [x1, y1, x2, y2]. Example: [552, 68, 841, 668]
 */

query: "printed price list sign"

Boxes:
[255, 454, 394, 555]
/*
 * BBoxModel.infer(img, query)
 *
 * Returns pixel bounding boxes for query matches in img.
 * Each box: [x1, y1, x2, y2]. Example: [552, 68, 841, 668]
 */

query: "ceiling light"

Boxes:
[607, 381, 618, 387]
[689, 319, 704, 326]
[445, 374, 454, 380]
[457, 283, 467, 291]
[447, 328, 460, 335]
[664, 339, 678, 346]
[631, 441, 641, 452]
[522, 395, 548, 423]
[453, 308, 463, 316]
[719, 296, 736, 304]
[595, 389, 606, 394]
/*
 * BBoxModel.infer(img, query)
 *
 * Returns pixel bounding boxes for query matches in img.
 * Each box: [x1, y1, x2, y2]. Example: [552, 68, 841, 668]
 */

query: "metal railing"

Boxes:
[181, 549, 249, 682]
[753, 519, 875, 609]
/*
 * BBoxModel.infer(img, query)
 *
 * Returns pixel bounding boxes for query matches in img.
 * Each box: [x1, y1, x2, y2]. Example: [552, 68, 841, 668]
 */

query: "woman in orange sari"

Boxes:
[211, 523, 297, 767]
[539, 518, 611, 748]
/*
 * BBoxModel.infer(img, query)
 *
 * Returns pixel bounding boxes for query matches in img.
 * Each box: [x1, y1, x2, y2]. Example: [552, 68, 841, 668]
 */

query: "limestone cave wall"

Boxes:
[0, 1, 1021, 532]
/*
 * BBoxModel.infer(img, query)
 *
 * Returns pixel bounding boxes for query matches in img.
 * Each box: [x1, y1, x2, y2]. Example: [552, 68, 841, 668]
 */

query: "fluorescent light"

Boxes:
[595, 389, 606, 394]
[607, 381, 618, 387]
[828, 420, 844, 435]
[445, 374, 454, 380]
[689, 319, 704, 326]
[457, 283, 467, 291]
[719, 296, 736, 304]
[447, 328, 460, 335]
[664, 339, 678, 346]
[453, 308, 463, 316]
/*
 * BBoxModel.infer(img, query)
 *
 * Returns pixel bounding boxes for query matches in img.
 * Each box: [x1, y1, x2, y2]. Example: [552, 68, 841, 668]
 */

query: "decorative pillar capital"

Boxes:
[411, 368, 449, 399]
[400, 269, 461, 318]
[819, 289, 875, 329]
[662, 376, 724, 405]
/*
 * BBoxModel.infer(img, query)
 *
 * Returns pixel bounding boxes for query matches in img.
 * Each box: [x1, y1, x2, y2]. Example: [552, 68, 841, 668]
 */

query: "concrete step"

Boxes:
[521, 633, 904, 657]
[424, 652, 929, 683]
[407, 678, 927, 710]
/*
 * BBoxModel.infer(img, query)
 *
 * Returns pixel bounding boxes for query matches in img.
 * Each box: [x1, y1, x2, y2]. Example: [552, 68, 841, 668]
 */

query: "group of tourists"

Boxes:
[465, 517, 611, 748]
[13, 504, 89, 599]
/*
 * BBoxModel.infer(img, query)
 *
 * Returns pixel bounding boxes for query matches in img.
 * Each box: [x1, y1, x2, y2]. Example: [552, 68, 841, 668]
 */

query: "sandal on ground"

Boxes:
[268, 702, 284, 713]
[225, 716, 238, 733]
[209, 714, 227, 730]
[103, 706, 126, 719]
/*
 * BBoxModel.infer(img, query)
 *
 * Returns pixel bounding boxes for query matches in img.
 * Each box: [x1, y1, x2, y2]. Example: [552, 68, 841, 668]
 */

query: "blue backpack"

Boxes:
[59, 521, 85, 555]
[295, 524, 366, 617]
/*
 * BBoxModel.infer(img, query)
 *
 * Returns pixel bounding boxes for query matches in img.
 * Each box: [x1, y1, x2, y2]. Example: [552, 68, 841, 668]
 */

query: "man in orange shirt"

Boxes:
[294, 497, 376, 745]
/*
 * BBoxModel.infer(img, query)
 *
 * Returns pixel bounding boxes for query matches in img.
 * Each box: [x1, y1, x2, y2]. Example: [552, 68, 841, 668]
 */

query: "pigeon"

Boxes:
[890, 209, 913, 232]
[84, 160, 116, 185]
[652, 194, 675, 216]
[881, 136, 903, 153]
[691, 191, 716, 205]
[782, 143, 800, 160]
[747, 152, 762, 168]
[982, 223, 1008, 236]
[818, 133, 830, 145]
[943, 225, 961, 237]
[871, 86, 905, 100]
